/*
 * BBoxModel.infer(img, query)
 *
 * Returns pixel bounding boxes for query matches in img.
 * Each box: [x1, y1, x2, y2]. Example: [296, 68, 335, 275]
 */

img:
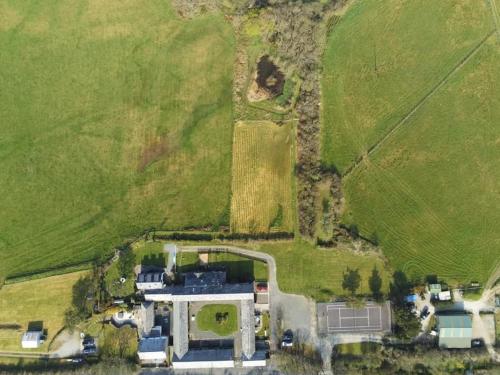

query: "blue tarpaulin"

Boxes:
[405, 294, 418, 303]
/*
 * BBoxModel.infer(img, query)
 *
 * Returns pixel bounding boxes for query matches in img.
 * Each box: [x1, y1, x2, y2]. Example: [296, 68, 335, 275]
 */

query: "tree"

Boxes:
[389, 270, 412, 306]
[342, 267, 361, 295]
[118, 247, 135, 278]
[393, 306, 421, 339]
[64, 275, 95, 330]
[369, 266, 383, 299]
[101, 326, 137, 360]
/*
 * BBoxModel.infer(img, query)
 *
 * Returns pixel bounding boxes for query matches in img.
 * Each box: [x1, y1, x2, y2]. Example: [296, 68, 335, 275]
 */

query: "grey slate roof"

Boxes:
[184, 271, 227, 288]
[240, 299, 256, 359]
[242, 350, 267, 362]
[173, 348, 234, 363]
[138, 336, 168, 353]
[173, 301, 189, 358]
[137, 272, 164, 284]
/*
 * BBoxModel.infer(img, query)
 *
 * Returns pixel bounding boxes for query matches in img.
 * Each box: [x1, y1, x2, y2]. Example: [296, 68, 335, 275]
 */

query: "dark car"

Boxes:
[82, 345, 97, 355]
[82, 337, 95, 346]
[471, 338, 484, 347]
[281, 330, 293, 348]
[420, 306, 430, 319]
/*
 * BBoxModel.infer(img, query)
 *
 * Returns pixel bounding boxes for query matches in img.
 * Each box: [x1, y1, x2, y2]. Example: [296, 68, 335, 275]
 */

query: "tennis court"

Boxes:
[317, 301, 392, 334]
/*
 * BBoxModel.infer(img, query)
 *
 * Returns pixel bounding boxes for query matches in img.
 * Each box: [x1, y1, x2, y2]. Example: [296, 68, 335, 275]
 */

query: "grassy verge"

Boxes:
[196, 304, 238, 337]
[335, 342, 381, 356]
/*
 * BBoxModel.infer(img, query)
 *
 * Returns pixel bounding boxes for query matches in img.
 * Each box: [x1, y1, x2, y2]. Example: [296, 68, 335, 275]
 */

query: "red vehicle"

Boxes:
[256, 283, 268, 292]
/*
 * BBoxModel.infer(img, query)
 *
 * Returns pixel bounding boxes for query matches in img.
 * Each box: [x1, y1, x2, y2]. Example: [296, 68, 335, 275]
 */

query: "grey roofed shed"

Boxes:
[138, 336, 168, 353]
[438, 314, 472, 349]
[172, 348, 234, 363]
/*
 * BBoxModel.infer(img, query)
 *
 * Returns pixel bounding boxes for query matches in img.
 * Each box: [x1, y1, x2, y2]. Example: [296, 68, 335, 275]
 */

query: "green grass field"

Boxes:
[0, 271, 86, 352]
[322, 0, 494, 172]
[196, 304, 238, 337]
[0, 1, 235, 278]
[322, 0, 500, 284]
[251, 240, 391, 301]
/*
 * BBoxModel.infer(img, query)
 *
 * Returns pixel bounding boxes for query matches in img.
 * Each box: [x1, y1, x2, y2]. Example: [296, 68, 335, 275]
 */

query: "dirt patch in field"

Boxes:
[247, 55, 285, 102]
[138, 137, 170, 172]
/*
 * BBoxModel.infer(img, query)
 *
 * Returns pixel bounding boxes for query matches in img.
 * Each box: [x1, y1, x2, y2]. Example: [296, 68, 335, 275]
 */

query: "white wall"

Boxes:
[172, 360, 235, 369]
[242, 360, 267, 367]
[144, 293, 254, 302]
[138, 351, 167, 361]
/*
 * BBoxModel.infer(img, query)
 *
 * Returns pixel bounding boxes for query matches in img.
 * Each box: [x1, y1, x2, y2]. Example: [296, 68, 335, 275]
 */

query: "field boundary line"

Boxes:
[489, 0, 500, 38]
[343, 29, 496, 177]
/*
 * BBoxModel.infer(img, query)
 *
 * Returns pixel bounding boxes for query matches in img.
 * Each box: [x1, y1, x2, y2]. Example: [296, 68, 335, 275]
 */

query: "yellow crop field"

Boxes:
[230, 121, 294, 233]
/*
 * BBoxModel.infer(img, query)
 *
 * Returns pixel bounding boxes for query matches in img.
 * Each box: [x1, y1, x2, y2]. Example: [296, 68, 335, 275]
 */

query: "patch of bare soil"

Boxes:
[247, 55, 285, 102]
[199, 253, 209, 264]
[138, 137, 170, 172]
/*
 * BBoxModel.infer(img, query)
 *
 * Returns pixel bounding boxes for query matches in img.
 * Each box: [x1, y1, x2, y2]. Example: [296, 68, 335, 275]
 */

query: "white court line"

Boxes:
[327, 309, 383, 330]
[328, 328, 382, 333]
[328, 324, 383, 331]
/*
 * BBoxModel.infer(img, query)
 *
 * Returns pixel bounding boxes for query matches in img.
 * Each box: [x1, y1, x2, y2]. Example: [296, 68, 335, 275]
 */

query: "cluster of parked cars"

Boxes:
[82, 336, 96, 355]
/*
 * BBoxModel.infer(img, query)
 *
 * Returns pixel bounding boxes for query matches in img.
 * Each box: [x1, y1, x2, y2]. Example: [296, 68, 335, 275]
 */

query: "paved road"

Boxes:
[180, 246, 317, 351]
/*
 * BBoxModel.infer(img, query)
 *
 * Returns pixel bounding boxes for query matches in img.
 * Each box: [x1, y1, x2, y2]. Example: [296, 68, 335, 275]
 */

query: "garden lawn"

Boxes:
[0, 271, 87, 352]
[208, 252, 268, 282]
[0, 0, 235, 278]
[250, 240, 391, 301]
[196, 304, 238, 337]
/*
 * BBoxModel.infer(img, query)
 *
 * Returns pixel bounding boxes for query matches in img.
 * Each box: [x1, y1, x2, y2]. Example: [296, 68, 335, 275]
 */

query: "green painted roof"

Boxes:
[429, 284, 442, 294]
[438, 315, 472, 348]
[438, 315, 472, 329]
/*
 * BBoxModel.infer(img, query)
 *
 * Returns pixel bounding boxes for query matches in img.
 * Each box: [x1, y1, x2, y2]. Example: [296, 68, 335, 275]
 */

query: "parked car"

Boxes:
[471, 338, 484, 347]
[82, 337, 94, 347]
[82, 345, 97, 355]
[256, 283, 268, 293]
[420, 306, 430, 320]
[281, 330, 293, 348]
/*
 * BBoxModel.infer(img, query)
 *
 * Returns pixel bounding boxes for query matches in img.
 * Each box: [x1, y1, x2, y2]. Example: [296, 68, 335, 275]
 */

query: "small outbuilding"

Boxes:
[429, 284, 442, 296]
[137, 336, 168, 365]
[136, 272, 165, 291]
[437, 314, 472, 349]
[21, 331, 42, 349]
[438, 291, 452, 301]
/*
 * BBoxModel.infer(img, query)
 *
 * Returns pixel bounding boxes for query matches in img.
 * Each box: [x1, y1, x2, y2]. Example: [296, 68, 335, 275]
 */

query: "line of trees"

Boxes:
[341, 266, 383, 299]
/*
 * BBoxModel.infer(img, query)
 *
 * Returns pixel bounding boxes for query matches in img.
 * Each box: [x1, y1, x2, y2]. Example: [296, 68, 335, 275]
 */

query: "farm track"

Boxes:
[342, 29, 496, 178]
[489, 0, 500, 38]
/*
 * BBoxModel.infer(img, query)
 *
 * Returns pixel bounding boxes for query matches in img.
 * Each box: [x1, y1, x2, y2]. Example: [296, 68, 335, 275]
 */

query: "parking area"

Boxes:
[317, 302, 392, 335]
